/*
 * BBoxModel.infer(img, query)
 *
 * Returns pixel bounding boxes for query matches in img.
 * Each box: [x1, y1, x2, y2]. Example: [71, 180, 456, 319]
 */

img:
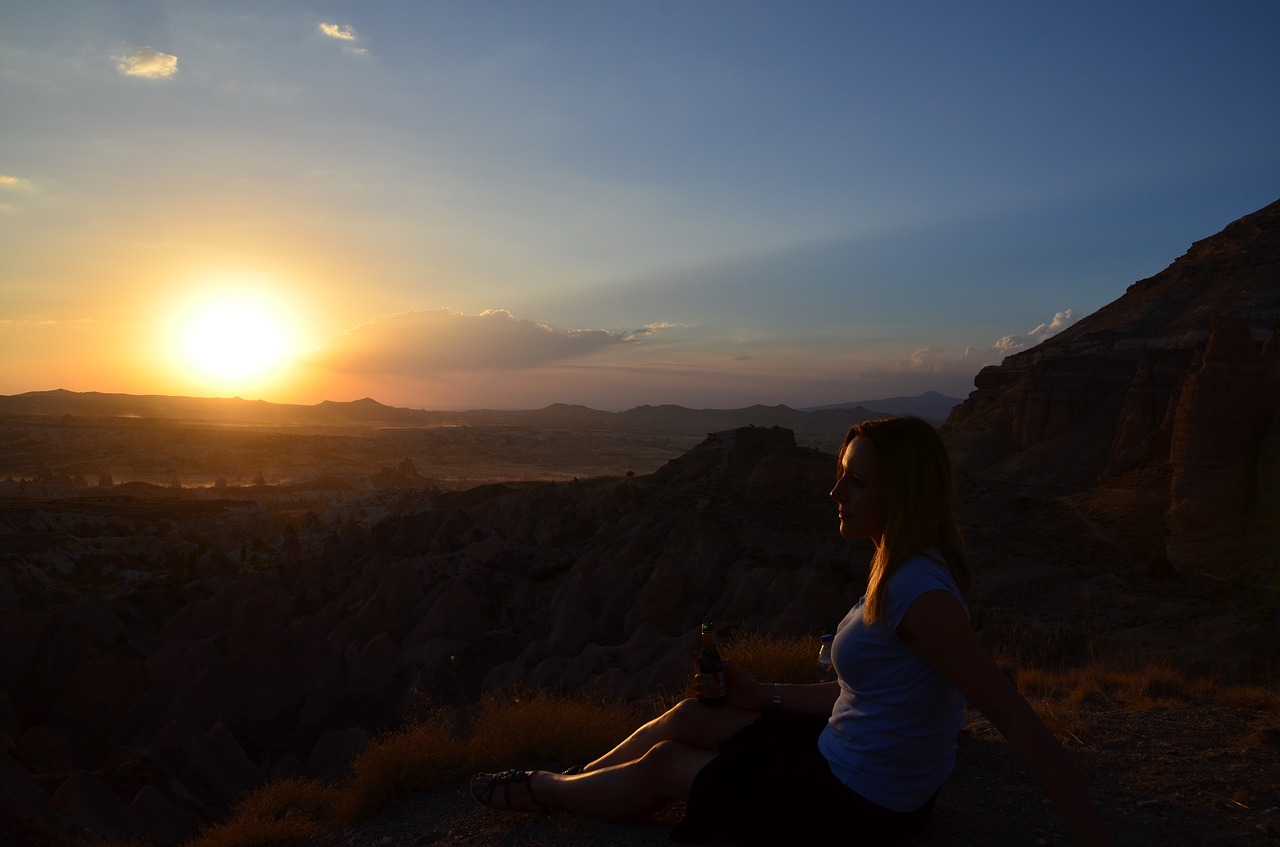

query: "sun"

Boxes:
[174, 290, 294, 389]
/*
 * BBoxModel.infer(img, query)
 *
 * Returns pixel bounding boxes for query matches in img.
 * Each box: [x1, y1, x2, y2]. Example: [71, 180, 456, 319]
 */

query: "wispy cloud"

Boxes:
[307, 309, 652, 375]
[0, 174, 34, 190]
[115, 47, 178, 79]
[991, 308, 1079, 356]
[0, 318, 98, 326]
[909, 345, 947, 369]
[624, 322, 682, 340]
[0, 173, 36, 214]
[318, 21, 368, 55]
[899, 345, 988, 391]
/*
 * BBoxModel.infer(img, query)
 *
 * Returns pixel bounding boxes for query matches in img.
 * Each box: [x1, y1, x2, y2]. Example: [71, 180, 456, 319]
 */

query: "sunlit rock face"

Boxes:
[944, 197, 1280, 564]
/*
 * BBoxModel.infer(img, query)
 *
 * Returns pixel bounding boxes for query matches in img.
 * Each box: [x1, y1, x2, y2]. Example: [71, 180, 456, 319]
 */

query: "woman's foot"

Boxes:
[470, 769, 546, 813]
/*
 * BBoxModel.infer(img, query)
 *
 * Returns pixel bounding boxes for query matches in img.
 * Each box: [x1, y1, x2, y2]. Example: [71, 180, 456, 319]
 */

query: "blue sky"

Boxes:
[1, 1, 1277, 410]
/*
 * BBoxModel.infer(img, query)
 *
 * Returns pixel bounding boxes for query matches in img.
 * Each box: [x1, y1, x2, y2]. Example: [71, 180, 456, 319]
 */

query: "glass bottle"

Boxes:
[817, 633, 836, 682]
[698, 622, 727, 706]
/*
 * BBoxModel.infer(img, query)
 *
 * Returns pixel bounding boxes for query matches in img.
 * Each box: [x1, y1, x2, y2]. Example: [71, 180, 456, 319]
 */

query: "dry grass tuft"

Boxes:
[335, 719, 470, 824]
[233, 777, 341, 823]
[1003, 657, 1280, 752]
[667, 630, 820, 702]
[1215, 684, 1280, 712]
[720, 631, 820, 685]
[467, 686, 644, 771]
[185, 778, 338, 847]
[1240, 722, 1280, 751]
[1115, 663, 1195, 709]
[993, 655, 1280, 752]
[1025, 695, 1092, 741]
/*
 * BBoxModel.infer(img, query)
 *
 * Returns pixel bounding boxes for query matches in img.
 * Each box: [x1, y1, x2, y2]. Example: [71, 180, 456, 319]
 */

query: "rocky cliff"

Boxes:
[944, 198, 1280, 567]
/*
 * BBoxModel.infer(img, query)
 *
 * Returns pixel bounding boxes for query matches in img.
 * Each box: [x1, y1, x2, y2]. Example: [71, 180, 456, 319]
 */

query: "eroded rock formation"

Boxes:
[945, 198, 1280, 567]
[0, 426, 865, 846]
[1166, 318, 1279, 564]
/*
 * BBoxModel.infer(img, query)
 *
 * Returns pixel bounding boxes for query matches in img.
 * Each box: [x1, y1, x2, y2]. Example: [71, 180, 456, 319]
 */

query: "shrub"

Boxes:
[184, 778, 338, 847]
[335, 720, 470, 824]
[1216, 684, 1280, 712]
[720, 630, 819, 685]
[466, 686, 643, 771]
[184, 814, 324, 847]
[232, 777, 341, 823]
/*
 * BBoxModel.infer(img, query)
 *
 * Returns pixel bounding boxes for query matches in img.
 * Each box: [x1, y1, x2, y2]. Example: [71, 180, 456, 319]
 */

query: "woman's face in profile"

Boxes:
[830, 436, 887, 542]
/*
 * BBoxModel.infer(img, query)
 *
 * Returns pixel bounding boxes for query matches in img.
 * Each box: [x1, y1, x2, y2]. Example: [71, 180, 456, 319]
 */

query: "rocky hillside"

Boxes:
[945, 198, 1280, 568]
[0, 425, 870, 846]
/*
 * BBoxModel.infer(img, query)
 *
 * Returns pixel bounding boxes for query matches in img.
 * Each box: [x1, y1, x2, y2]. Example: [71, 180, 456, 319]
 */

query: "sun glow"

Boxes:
[169, 286, 297, 392]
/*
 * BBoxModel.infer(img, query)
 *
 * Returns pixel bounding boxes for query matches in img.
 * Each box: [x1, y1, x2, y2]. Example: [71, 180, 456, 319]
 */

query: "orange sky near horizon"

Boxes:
[3, 3, 1279, 411]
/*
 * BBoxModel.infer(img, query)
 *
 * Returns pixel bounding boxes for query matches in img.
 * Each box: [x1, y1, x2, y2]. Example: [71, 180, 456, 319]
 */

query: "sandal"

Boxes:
[470, 769, 545, 813]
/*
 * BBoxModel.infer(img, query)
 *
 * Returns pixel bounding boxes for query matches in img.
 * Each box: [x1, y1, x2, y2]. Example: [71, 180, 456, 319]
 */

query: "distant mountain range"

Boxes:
[0, 389, 961, 452]
[803, 390, 963, 420]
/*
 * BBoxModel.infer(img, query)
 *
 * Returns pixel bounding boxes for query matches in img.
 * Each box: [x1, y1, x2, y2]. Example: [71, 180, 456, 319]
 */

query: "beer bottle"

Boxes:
[698, 622, 727, 706]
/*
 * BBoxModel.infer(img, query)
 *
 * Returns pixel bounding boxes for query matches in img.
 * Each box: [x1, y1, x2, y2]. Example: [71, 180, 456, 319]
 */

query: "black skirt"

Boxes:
[670, 711, 936, 846]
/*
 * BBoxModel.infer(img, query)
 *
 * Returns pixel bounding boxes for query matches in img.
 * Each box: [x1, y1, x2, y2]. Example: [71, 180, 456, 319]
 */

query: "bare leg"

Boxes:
[582, 698, 759, 772]
[486, 740, 719, 820]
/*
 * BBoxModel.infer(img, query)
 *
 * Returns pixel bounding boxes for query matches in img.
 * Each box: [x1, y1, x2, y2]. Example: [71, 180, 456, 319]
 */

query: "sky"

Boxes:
[2, 1, 1278, 411]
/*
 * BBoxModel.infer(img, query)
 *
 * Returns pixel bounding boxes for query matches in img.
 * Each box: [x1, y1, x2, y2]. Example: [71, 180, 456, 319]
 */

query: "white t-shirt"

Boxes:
[817, 550, 966, 812]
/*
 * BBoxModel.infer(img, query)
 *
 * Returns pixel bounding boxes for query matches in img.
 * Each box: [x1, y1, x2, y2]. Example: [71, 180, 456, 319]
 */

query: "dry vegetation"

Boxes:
[180, 689, 646, 847]
[173, 633, 814, 847]
[162, 633, 1280, 847]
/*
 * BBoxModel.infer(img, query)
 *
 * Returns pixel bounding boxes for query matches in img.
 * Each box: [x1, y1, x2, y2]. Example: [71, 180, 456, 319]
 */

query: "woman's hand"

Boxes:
[698, 661, 842, 714]
[719, 660, 769, 710]
[694, 660, 767, 710]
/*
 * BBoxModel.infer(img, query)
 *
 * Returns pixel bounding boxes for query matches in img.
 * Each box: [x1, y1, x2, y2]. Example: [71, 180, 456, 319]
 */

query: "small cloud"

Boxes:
[115, 47, 178, 79]
[1027, 308, 1078, 339]
[622, 322, 680, 341]
[0, 174, 36, 214]
[307, 308, 637, 376]
[909, 345, 947, 368]
[992, 334, 1025, 355]
[318, 22, 368, 56]
[0, 174, 34, 191]
[990, 308, 1080, 357]
[319, 22, 358, 41]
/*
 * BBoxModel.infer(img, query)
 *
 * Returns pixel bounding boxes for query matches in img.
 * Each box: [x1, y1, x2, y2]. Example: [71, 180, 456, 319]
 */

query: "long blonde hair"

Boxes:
[842, 416, 970, 625]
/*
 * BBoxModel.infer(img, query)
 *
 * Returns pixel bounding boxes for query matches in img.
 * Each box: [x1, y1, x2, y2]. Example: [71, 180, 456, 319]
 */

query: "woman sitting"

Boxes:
[471, 416, 1113, 846]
